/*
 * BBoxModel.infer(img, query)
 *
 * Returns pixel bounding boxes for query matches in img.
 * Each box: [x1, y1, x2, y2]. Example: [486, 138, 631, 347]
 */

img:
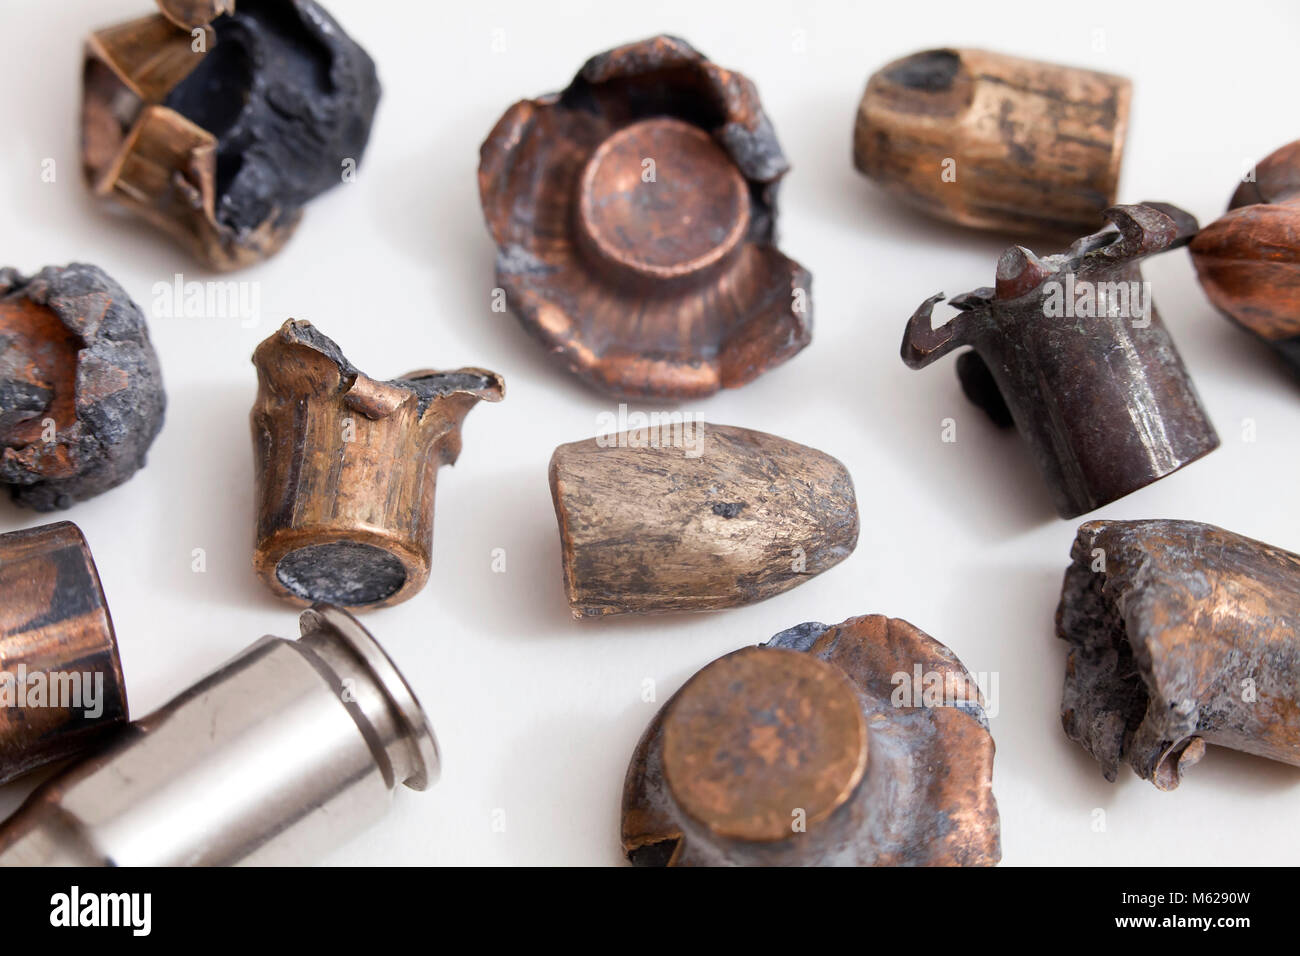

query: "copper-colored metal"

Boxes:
[902, 203, 1219, 519]
[622, 615, 1001, 866]
[0, 263, 165, 511]
[157, 0, 233, 29]
[662, 649, 868, 843]
[1058, 519, 1300, 791]
[478, 35, 812, 400]
[251, 319, 504, 611]
[577, 118, 751, 284]
[82, 1, 379, 271]
[1190, 140, 1300, 376]
[0, 522, 128, 785]
[854, 48, 1130, 236]
[549, 422, 858, 618]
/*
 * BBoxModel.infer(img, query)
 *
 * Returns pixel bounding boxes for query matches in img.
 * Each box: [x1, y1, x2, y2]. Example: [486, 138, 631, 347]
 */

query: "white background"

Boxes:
[1, 0, 1297, 866]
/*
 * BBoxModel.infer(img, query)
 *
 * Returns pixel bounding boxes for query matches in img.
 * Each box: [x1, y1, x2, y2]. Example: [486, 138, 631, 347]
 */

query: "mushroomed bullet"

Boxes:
[622, 615, 1001, 866]
[479, 35, 811, 400]
[0, 263, 165, 510]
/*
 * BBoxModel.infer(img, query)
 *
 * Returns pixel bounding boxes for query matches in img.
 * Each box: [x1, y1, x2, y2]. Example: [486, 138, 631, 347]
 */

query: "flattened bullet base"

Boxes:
[622, 615, 1001, 865]
[275, 541, 410, 607]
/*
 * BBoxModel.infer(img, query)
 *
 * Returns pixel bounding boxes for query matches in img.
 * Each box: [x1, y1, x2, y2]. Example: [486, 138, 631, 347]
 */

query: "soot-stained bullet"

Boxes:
[1058, 519, 1300, 790]
[82, 0, 379, 270]
[1190, 140, 1300, 377]
[549, 422, 858, 618]
[0, 522, 128, 785]
[0, 606, 437, 866]
[251, 320, 504, 610]
[0, 263, 165, 511]
[479, 35, 811, 400]
[622, 615, 1001, 866]
[901, 202, 1219, 519]
[854, 47, 1130, 237]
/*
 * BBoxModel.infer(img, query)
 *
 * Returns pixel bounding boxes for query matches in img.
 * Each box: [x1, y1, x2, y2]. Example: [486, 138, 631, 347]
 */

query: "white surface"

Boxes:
[1, 0, 1298, 866]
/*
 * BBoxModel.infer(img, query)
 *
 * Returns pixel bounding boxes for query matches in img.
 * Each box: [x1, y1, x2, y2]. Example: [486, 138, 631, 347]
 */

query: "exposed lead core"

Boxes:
[0, 606, 438, 866]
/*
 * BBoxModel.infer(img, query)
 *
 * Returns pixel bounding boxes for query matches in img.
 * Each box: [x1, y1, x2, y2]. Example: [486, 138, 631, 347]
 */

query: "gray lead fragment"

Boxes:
[0, 264, 165, 511]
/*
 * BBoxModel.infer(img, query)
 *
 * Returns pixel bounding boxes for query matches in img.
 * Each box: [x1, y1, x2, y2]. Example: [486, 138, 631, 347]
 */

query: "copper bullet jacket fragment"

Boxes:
[1058, 520, 1300, 790]
[0, 263, 165, 511]
[251, 320, 504, 611]
[0, 522, 128, 785]
[549, 423, 858, 618]
[479, 35, 812, 400]
[902, 203, 1219, 519]
[82, 0, 379, 270]
[1189, 140, 1300, 377]
[855, 48, 1130, 236]
[622, 615, 1001, 866]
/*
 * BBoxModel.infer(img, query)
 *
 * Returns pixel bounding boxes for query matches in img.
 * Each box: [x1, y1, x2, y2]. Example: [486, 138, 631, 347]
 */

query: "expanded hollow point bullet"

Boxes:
[82, 0, 379, 270]
[251, 319, 504, 610]
[479, 35, 811, 400]
[0, 606, 438, 866]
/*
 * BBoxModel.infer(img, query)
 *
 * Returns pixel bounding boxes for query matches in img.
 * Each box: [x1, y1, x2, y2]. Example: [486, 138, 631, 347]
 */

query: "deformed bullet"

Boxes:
[901, 203, 1218, 519]
[0, 263, 165, 511]
[548, 422, 858, 617]
[0, 522, 128, 785]
[622, 615, 1001, 866]
[82, 0, 379, 270]
[251, 320, 503, 610]
[479, 35, 811, 400]
[1057, 519, 1300, 790]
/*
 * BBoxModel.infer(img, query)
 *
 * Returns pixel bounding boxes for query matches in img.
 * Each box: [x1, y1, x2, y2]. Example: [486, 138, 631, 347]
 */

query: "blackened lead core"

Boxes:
[275, 541, 409, 607]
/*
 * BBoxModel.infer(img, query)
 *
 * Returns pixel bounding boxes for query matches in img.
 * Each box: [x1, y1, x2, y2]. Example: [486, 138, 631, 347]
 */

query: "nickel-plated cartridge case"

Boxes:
[0, 606, 436, 866]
